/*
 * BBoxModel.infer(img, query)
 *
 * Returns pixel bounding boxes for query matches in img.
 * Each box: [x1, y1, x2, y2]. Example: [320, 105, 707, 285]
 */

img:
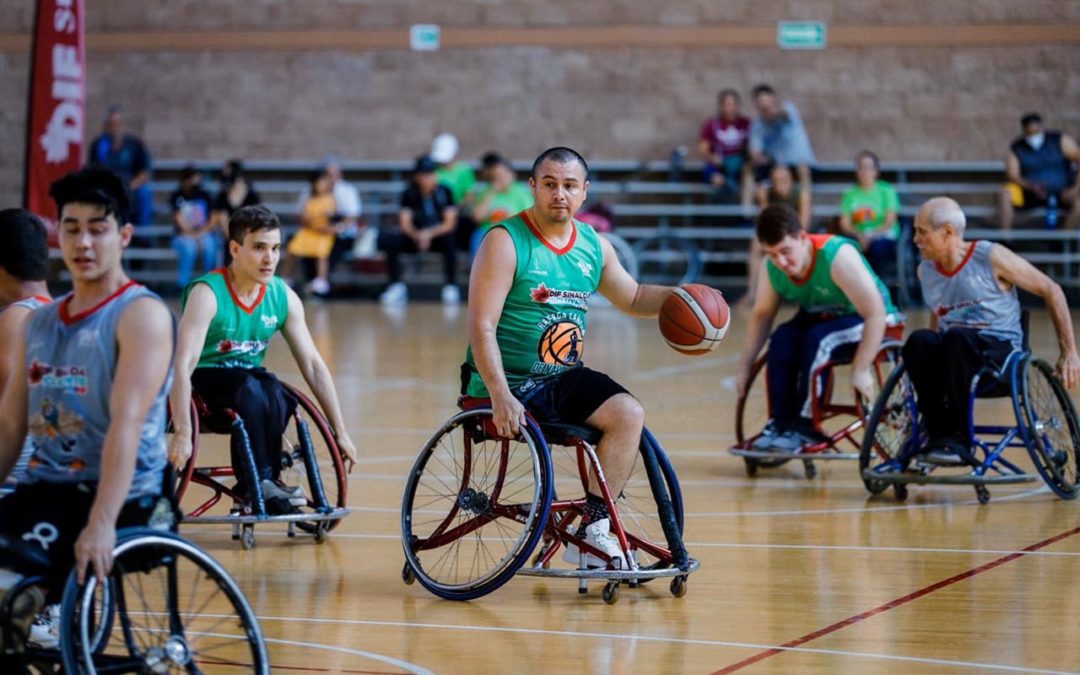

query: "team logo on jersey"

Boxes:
[261, 315, 279, 328]
[27, 360, 88, 395]
[529, 283, 590, 309]
[575, 259, 593, 277]
[28, 397, 84, 452]
[537, 321, 583, 368]
[76, 329, 99, 347]
[217, 339, 270, 356]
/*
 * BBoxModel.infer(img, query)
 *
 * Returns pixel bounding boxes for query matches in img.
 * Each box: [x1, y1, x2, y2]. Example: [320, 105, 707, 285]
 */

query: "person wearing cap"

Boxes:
[378, 156, 459, 305]
[171, 165, 220, 288]
[431, 133, 476, 207]
[1000, 112, 1080, 230]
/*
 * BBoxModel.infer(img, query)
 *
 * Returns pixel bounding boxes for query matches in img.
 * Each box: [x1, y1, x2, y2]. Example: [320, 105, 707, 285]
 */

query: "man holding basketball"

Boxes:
[736, 204, 902, 451]
[466, 146, 676, 569]
[167, 205, 358, 514]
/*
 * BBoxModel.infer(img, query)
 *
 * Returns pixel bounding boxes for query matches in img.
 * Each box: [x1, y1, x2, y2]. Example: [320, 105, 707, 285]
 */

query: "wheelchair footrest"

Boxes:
[182, 507, 350, 525]
[730, 447, 858, 461]
[861, 469, 1038, 486]
[516, 558, 700, 581]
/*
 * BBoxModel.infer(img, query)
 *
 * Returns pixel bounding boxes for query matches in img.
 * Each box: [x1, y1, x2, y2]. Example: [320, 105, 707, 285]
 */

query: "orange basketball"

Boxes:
[658, 284, 730, 355]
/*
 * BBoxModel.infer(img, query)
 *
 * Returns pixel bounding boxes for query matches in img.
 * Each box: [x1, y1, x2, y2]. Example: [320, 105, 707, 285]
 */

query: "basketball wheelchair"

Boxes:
[730, 324, 905, 479]
[400, 399, 698, 605]
[0, 527, 269, 673]
[168, 381, 350, 549]
[860, 316, 1080, 503]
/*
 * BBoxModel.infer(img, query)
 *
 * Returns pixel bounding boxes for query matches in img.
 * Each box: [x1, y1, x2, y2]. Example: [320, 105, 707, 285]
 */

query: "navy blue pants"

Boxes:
[191, 367, 296, 491]
[767, 311, 864, 431]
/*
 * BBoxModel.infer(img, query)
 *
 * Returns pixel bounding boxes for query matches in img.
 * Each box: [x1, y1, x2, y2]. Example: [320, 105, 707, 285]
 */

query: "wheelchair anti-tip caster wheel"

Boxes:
[670, 575, 687, 598]
[893, 484, 909, 502]
[241, 525, 256, 550]
[976, 485, 991, 504]
[803, 460, 817, 480]
[602, 581, 620, 605]
[402, 562, 415, 585]
[744, 458, 758, 477]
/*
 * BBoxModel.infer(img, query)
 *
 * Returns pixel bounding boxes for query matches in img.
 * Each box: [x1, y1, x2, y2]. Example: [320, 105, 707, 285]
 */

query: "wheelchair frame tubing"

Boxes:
[295, 414, 332, 512]
[228, 413, 265, 517]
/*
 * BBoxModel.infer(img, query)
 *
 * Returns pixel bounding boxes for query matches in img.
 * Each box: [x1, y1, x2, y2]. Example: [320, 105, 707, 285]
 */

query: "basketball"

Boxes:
[658, 284, 730, 355]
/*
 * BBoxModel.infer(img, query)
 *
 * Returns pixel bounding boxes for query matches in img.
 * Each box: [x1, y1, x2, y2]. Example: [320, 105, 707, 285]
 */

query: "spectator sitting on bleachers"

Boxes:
[697, 88, 753, 206]
[838, 150, 901, 277]
[171, 165, 220, 289]
[87, 106, 153, 226]
[748, 84, 816, 199]
[1000, 112, 1080, 230]
[378, 156, 459, 306]
[295, 158, 363, 272]
[470, 153, 533, 259]
[284, 170, 337, 296]
[744, 164, 812, 304]
[211, 159, 262, 233]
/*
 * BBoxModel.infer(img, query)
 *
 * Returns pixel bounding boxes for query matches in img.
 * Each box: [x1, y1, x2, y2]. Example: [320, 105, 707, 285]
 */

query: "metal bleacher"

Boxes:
[130, 157, 1079, 297]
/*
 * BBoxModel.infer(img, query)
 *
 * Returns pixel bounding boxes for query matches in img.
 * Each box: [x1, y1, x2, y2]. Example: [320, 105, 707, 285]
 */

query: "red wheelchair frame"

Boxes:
[401, 398, 696, 604]
[169, 381, 350, 549]
[730, 324, 905, 479]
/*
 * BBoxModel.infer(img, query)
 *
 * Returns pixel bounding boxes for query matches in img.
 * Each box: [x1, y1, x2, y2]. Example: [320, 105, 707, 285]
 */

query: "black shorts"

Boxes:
[0, 482, 176, 599]
[516, 366, 632, 425]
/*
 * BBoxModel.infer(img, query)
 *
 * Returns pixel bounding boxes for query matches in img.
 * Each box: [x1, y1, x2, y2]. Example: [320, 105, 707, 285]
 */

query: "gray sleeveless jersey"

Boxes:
[22, 283, 172, 498]
[918, 240, 1023, 347]
[1, 295, 51, 483]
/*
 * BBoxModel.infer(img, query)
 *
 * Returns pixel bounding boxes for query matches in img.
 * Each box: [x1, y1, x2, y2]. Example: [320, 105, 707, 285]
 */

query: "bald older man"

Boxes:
[906, 197, 1080, 459]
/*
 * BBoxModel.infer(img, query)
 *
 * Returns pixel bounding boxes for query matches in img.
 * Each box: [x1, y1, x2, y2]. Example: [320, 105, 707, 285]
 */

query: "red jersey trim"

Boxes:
[59, 281, 139, 326]
[791, 234, 827, 287]
[216, 268, 266, 315]
[522, 211, 577, 256]
[934, 241, 977, 278]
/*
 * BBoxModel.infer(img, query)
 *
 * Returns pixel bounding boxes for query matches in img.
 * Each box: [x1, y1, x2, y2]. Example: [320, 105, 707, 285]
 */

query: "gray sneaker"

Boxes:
[260, 479, 307, 506]
[768, 430, 804, 453]
[751, 422, 780, 450]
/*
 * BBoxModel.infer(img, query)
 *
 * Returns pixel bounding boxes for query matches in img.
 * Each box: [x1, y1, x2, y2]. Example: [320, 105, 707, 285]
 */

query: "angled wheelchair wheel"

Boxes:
[860, 363, 919, 494]
[545, 430, 684, 580]
[734, 354, 789, 469]
[60, 529, 269, 674]
[401, 409, 553, 600]
[631, 234, 701, 286]
[280, 383, 349, 530]
[1019, 356, 1080, 500]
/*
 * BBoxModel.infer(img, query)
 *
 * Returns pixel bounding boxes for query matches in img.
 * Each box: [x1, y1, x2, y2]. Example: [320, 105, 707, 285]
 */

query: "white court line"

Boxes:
[265, 636, 435, 675]
[325, 531, 1080, 558]
[244, 613, 1072, 675]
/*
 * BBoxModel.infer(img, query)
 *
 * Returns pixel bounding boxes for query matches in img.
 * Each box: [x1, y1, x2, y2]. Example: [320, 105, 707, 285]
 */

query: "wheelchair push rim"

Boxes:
[1019, 356, 1080, 499]
[401, 409, 553, 600]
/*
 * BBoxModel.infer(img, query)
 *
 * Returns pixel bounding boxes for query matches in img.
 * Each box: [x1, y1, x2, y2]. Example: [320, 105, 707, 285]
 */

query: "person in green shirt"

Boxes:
[839, 150, 901, 276]
[470, 153, 534, 259]
[168, 205, 358, 514]
[736, 204, 902, 452]
[431, 133, 476, 207]
[468, 147, 680, 570]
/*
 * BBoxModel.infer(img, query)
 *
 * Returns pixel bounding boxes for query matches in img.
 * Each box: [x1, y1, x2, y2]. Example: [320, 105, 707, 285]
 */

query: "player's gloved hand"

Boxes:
[851, 366, 876, 406]
[492, 393, 527, 439]
[1056, 351, 1080, 389]
[167, 433, 193, 470]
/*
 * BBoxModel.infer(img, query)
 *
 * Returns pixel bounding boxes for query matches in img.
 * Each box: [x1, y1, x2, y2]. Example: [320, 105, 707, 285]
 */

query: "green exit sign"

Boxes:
[410, 24, 441, 51]
[777, 21, 827, 50]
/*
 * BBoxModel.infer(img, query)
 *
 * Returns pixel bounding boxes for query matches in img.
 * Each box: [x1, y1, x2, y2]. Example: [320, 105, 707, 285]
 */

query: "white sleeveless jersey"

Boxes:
[919, 240, 1023, 348]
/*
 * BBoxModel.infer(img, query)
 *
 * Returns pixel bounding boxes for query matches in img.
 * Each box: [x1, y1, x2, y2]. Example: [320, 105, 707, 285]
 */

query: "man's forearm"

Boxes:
[626, 284, 674, 318]
[1045, 284, 1078, 357]
[852, 314, 886, 372]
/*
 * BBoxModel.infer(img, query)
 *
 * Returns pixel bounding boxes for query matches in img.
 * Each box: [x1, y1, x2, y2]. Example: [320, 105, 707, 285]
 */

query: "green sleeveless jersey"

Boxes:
[466, 212, 604, 397]
[182, 269, 289, 369]
[766, 234, 898, 316]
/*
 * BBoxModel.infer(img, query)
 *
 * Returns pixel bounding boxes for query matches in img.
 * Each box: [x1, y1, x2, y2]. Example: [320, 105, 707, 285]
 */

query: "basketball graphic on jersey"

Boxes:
[538, 321, 583, 366]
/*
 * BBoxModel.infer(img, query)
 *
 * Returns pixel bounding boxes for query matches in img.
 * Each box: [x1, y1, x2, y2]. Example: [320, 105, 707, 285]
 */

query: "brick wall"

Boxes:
[2, 1, 1079, 202]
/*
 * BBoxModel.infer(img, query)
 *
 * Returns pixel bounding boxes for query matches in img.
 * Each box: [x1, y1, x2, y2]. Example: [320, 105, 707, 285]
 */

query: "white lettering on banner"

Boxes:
[39, 16, 83, 165]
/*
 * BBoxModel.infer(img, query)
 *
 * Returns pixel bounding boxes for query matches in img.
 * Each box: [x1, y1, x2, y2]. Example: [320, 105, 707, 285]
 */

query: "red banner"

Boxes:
[23, 0, 85, 237]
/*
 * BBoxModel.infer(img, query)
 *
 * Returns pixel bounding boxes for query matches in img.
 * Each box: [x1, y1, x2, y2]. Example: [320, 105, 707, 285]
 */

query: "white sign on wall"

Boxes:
[410, 24, 441, 51]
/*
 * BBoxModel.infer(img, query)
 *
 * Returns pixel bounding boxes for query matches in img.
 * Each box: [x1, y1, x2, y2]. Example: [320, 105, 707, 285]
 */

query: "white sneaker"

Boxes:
[261, 478, 307, 506]
[28, 604, 60, 649]
[307, 277, 330, 295]
[562, 518, 628, 570]
[441, 284, 460, 305]
[379, 282, 408, 305]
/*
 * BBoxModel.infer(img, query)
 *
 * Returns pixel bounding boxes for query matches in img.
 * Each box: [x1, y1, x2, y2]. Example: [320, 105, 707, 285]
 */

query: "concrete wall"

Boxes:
[2, 1, 1079, 202]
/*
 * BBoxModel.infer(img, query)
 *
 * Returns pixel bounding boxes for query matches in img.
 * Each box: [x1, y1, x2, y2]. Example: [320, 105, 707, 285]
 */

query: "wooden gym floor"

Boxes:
[179, 302, 1080, 674]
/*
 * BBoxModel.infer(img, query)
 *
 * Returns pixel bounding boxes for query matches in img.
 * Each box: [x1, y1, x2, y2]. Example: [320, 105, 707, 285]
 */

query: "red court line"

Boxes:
[712, 525, 1080, 674]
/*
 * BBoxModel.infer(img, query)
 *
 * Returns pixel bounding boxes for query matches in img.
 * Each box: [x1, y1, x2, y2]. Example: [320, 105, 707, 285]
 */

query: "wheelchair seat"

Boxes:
[457, 396, 603, 446]
[192, 393, 238, 435]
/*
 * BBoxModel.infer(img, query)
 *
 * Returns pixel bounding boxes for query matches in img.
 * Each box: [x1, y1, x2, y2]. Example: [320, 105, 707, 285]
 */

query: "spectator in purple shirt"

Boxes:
[697, 88, 753, 205]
